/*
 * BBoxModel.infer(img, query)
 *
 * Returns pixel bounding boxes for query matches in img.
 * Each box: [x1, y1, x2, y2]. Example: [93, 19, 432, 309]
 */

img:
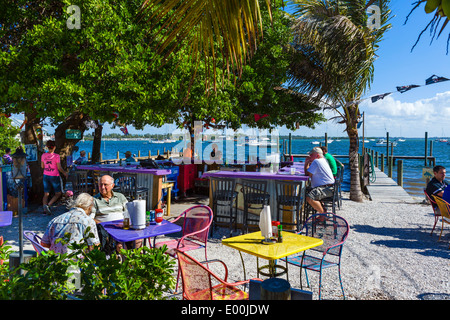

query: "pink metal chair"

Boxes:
[424, 189, 441, 236]
[176, 249, 249, 300]
[155, 205, 213, 259]
[23, 231, 48, 255]
[155, 205, 213, 291]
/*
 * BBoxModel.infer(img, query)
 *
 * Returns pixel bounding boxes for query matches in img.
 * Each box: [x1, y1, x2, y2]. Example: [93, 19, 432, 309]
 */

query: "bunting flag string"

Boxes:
[362, 74, 448, 105]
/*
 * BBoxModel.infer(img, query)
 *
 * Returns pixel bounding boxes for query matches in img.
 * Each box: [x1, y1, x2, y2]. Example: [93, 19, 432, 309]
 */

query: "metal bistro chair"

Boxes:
[424, 189, 441, 236]
[23, 231, 48, 255]
[71, 170, 92, 196]
[275, 180, 305, 232]
[176, 249, 249, 300]
[320, 176, 340, 214]
[155, 205, 213, 292]
[432, 196, 450, 248]
[210, 177, 238, 237]
[114, 173, 149, 201]
[241, 179, 270, 233]
[283, 213, 349, 300]
[335, 162, 345, 209]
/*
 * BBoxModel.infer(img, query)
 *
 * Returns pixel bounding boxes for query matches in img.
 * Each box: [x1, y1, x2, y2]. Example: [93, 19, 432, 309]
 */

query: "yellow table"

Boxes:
[222, 231, 323, 279]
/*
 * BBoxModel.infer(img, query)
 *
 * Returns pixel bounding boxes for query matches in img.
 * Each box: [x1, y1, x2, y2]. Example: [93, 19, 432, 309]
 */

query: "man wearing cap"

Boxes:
[304, 147, 335, 213]
[124, 151, 136, 163]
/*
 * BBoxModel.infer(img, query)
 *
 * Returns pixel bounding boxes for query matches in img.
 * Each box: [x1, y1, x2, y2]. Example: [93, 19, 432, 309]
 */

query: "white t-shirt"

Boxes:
[307, 157, 335, 188]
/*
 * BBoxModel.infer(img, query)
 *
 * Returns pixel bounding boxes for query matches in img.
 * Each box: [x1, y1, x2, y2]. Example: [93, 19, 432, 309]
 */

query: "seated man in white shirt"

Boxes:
[304, 147, 335, 213]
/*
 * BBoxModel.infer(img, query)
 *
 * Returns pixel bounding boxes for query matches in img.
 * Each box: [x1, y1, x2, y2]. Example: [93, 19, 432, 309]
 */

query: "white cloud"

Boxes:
[361, 91, 450, 137]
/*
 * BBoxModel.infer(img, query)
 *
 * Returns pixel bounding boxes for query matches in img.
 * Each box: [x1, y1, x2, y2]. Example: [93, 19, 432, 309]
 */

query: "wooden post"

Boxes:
[260, 278, 291, 300]
[381, 153, 385, 172]
[388, 156, 393, 178]
[429, 140, 433, 167]
[386, 132, 389, 166]
[325, 132, 328, 148]
[375, 151, 378, 168]
[397, 160, 403, 187]
[424, 132, 428, 167]
[288, 133, 292, 157]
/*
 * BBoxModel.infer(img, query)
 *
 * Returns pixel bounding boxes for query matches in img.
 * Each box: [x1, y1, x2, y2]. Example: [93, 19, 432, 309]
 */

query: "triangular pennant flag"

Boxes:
[357, 120, 363, 129]
[254, 114, 269, 122]
[426, 74, 450, 85]
[371, 92, 391, 103]
[396, 85, 420, 93]
[120, 126, 129, 135]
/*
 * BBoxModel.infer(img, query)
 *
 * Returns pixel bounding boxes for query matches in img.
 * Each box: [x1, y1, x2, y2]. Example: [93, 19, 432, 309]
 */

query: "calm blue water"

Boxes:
[74, 137, 445, 197]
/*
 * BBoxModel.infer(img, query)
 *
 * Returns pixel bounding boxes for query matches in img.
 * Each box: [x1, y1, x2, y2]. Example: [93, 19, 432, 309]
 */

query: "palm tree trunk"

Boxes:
[347, 123, 363, 202]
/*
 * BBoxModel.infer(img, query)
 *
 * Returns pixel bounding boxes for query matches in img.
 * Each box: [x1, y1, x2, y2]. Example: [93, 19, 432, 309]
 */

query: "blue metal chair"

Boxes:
[23, 231, 48, 255]
[282, 213, 349, 300]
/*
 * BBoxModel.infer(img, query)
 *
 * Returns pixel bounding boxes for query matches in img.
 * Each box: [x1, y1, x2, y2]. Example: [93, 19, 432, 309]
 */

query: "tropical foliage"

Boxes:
[0, 236, 176, 300]
[287, 0, 391, 201]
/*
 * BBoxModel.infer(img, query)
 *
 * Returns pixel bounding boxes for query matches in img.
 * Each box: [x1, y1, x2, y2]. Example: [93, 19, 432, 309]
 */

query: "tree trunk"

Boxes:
[54, 112, 88, 171]
[91, 123, 103, 164]
[347, 116, 363, 202]
[23, 111, 44, 204]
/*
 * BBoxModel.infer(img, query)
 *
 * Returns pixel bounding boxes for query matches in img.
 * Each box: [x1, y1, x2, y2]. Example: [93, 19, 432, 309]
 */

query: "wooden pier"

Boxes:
[366, 167, 413, 202]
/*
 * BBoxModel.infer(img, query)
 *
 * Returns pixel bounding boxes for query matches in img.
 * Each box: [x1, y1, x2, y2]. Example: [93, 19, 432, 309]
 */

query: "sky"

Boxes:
[36, 2, 450, 139]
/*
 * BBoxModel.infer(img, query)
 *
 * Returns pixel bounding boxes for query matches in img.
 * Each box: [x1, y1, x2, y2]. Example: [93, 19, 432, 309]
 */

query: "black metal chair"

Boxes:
[71, 170, 93, 196]
[210, 177, 238, 236]
[241, 179, 270, 233]
[275, 180, 305, 232]
[320, 176, 340, 214]
[114, 173, 149, 201]
[335, 161, 344, 209]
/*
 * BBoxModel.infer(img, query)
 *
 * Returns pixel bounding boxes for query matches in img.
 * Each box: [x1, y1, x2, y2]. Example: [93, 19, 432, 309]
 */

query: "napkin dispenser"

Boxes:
[259, 205, 273, 240]
[126, 200, 147, 230]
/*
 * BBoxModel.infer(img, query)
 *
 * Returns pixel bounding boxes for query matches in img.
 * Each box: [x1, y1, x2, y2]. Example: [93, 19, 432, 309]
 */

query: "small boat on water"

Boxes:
[435, 138, 448, 143]
[374, 139, 397, 147]
[311, 141, 320, 145]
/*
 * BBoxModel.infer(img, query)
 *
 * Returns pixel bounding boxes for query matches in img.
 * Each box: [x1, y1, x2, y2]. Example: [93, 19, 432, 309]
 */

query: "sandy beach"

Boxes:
[1, 190, 449, 300]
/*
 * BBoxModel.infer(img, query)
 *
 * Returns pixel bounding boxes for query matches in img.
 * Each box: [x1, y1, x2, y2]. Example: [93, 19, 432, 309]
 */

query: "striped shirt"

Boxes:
[90, 191, 129, 223]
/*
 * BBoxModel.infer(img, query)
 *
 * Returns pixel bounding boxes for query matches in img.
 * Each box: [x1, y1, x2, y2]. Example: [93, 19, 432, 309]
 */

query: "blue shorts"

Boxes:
[43, 175, 62, 194]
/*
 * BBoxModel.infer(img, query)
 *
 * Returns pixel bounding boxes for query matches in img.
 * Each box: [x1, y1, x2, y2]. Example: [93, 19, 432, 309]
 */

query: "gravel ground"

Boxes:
[2, 192, 450, 300]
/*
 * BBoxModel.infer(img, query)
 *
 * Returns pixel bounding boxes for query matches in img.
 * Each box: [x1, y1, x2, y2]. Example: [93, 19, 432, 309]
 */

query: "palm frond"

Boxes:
[139, 0, 272, 83]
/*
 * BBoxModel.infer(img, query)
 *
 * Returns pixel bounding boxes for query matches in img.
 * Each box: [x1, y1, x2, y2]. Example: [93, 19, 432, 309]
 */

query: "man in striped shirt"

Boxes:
[91, 174, 142, 249]
[91, 175, 128, 223]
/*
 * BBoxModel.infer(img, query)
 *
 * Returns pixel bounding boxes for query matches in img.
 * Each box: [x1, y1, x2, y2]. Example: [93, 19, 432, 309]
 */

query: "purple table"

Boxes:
[77, 164, 171, 210]
[202, 169, 308, 181]
[0, 211, 13, 227]
[100, 219, 182, 246]
[76, 164, 171, 176]
[202, 166, 309, 226]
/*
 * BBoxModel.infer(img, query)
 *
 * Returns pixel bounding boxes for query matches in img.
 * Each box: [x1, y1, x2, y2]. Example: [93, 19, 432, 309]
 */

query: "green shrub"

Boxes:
[0, 238, 176, 300]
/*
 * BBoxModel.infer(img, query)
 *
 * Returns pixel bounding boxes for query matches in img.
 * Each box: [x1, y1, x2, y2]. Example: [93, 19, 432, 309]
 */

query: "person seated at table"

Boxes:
[426, 165, 448, 199]
[90, 175, 142, 249]
[74, 150, 88, 165]
[124, 151, 136, 163]
[320, 146, 337, 177]
[41, 193, 100, 254]
[304, 147, 335, 213]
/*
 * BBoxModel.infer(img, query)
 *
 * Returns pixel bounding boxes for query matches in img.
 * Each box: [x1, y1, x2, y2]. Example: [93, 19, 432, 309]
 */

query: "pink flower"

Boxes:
[65, 190, 73, 197]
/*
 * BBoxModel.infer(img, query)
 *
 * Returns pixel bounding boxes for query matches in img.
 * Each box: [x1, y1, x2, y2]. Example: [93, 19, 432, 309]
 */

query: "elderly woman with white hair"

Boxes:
[41, 193, 100, 254]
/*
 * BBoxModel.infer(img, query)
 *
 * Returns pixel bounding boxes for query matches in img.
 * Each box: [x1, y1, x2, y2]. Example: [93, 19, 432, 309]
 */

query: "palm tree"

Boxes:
[139, 0, 272, 88]
[287, 0, 391, 201]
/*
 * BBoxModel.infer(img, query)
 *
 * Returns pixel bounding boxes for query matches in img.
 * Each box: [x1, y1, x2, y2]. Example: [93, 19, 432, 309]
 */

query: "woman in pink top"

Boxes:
[41, 140, 68, 215]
